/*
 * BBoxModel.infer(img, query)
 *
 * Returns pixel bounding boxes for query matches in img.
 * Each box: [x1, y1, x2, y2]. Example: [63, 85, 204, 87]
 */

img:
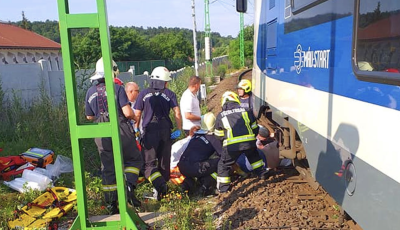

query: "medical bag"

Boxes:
[21, 148, 54, 168]
[0, 155, 35, 181]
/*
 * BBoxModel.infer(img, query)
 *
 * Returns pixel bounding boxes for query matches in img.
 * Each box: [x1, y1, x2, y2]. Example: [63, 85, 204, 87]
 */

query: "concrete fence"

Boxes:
[0, 56, 229, 106]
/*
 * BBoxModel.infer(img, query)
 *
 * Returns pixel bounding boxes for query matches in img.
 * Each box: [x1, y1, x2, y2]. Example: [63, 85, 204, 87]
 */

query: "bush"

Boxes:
[217, 64, 227, 78]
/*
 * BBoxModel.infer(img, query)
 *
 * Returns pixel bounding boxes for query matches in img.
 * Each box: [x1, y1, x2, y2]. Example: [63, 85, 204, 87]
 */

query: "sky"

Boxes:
[0, 0, 254, 37]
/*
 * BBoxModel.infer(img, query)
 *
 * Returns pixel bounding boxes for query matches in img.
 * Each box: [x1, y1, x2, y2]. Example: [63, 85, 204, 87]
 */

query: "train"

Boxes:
[237, 0, 400, 229]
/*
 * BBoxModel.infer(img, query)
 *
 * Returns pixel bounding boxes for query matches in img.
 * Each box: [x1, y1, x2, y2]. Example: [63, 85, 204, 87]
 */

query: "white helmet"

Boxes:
[201, 112, 216, 132]
[150, 66, 172, 82]
[90, 57, 119, 81]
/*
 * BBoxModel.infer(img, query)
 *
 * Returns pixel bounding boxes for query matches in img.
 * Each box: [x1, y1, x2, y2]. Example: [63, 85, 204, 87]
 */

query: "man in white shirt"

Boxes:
[180, 76, 202, 135]
[125, 82, 140, 109]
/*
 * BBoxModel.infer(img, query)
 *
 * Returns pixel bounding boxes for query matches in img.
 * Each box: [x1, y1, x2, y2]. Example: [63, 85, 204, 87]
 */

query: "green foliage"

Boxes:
[213, 45, 229, 57]
[228, 25, 254, 69]
[158, 191, 193, 229]
[217, 64, 227, 78]
[10, 20, 234, 71]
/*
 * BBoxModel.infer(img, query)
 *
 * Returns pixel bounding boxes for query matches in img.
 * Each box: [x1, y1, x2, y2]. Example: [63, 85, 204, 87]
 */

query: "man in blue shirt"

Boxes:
[134, 66, 182, 200]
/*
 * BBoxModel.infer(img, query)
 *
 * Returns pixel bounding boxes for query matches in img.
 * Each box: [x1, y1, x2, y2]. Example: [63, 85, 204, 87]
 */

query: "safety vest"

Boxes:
[215, 103, 259, 151]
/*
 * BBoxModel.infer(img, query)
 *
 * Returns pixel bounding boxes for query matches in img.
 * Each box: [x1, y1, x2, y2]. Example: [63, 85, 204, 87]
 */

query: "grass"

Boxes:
[0, 68, 222, 229]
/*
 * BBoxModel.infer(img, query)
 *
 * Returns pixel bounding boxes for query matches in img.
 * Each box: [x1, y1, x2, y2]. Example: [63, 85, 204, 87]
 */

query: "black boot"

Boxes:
[127, 183, 141, 207]
[107, 201, 119, 215]
[259, 169, 272, 180]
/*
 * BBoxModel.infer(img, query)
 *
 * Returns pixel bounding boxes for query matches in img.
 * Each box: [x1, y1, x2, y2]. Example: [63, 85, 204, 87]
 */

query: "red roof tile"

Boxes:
[0, 22, 61, 50]
[358, 14, 400, 40]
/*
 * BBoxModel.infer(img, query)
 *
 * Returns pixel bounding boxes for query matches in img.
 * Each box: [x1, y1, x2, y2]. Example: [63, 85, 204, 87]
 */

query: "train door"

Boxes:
[256, 0, 280, 105]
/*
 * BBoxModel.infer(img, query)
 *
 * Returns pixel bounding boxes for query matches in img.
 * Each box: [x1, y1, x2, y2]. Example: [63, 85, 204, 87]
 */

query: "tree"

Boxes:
[21, 11, 31, 30]
[149, 32, 193, 69]
[229, 25, 254, 69]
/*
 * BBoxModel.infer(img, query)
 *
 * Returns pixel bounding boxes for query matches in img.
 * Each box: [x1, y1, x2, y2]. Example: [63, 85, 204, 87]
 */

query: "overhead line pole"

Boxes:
[240, 12, 245, 67]
[204, 0, 213, 77]
[192, 0, 199, 76]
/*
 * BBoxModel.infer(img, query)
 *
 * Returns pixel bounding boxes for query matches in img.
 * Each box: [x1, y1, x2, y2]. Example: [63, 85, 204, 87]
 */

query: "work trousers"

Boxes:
[178, 158, 219, 191]
[142, 124, 172, 192]
[95, 119, 143, 203]
[218, 147, 263, 192]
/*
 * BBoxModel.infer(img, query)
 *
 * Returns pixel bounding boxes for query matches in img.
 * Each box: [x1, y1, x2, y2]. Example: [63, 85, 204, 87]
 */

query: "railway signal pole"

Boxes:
[240, 12, 245, 67]
[204, 0, 213, 77]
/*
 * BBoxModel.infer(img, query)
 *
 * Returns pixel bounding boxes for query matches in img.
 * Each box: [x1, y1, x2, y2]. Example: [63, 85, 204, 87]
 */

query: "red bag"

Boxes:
[0, 155, 35, 181]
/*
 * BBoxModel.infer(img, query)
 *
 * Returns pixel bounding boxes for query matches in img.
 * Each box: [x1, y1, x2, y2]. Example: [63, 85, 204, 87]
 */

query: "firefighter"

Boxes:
[85, 57, 143, 214]
[237, 79, 253, 111]
[133, 66, 182, 200]
[214, 91, 270, 193]
[92, 57, 124, 85]
[177, 112, 222, 196]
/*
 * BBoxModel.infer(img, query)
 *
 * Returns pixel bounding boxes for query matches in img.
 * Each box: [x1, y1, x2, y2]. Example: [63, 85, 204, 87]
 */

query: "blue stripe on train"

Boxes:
[257, 16, 400, 111]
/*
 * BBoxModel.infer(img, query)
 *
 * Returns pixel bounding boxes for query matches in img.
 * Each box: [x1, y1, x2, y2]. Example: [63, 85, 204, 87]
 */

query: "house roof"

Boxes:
[358, 14, 400, 40]
[0, 22, 61, 50]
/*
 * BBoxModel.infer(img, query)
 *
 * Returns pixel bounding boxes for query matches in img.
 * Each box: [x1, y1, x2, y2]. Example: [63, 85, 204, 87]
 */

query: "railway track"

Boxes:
[212, 167, 363, 230]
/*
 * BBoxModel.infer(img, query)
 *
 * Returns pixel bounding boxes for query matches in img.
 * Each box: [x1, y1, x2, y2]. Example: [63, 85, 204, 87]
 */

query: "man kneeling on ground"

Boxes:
[177, 112, 222, 196]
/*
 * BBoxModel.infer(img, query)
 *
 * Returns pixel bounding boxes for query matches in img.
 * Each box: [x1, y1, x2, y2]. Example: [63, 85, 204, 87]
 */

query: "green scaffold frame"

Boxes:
[57, 0, 147, 229]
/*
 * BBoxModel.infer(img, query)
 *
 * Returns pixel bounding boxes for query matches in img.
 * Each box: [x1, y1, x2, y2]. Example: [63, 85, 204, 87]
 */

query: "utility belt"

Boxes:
[146, 116, 170, 131]
[150, 115, 166, 123]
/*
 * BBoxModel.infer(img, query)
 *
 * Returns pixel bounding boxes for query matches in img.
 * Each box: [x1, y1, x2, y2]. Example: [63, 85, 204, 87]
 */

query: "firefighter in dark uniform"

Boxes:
[85, 58, 143, 213]
[237, 79, 253, 111]
[214, 91, 270, 193]
[133, 66, 182, 200]
[178, 112, 222, 196]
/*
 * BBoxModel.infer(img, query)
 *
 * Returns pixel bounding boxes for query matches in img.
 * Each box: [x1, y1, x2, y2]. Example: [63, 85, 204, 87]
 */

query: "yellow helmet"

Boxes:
[221, 91, 241, 107]
[237, 79, 252, 93]
[201, 112, 216, 132]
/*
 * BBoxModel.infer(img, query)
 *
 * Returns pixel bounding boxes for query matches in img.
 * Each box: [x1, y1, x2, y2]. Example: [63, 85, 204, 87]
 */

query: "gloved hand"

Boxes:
[134, 128, 141, 141]
[170, 130, 181, 140]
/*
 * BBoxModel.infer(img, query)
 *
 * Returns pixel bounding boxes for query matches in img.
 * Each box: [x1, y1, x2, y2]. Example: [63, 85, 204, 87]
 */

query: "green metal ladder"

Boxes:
[57, 0, 147, 229]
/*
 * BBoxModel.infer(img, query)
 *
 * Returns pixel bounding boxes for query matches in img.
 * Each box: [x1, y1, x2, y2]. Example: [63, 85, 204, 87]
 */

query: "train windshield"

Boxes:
[354, 0, 400, 82]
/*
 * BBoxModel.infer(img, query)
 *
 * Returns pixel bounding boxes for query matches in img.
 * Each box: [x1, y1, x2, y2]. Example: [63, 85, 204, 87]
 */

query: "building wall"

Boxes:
[0, 60, 147, 106]
[0, 49, 63, 71]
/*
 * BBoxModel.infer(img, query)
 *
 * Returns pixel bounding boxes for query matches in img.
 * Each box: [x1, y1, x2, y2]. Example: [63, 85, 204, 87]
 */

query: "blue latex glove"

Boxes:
[170, 130, 181, 140]
[134, 128, 141, 141]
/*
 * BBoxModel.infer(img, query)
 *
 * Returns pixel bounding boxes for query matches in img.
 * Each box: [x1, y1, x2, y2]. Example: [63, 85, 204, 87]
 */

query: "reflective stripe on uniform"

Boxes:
[251, 121, 258, 129]
[221, 116, 233, 139]
[210, 172, 217, 180]
[149, 171, 162, 183]
[223, 134, 256, 146]
[242, 112, 253, 135]
[102, 184, 117, 191]
[217, 176, 231, 184]
[251, 159, 264, 170]
[124, 167, 140, 175]
[214, 129, 224, 137]
[170, 175, 186, 185]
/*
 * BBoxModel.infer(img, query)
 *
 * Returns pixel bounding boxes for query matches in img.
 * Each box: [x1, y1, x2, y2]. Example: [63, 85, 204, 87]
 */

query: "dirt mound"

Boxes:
[206, 70, 252, 116]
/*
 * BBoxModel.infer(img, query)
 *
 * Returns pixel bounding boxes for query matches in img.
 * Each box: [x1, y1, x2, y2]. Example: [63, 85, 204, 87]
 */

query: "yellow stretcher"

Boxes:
[8, 187, 77, 229]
